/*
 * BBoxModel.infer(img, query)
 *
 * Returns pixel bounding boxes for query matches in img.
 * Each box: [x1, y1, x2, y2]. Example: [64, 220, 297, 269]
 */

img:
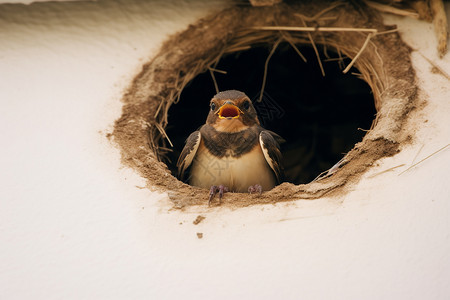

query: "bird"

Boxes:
[177, 90, 284, 205]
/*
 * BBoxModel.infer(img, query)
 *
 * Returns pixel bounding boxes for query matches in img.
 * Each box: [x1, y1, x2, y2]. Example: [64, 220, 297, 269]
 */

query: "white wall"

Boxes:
[1, 1, 449, 299]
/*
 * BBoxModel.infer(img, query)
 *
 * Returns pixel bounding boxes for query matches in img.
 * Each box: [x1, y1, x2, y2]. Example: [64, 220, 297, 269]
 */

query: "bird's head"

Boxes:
[206, 90, 260, 132]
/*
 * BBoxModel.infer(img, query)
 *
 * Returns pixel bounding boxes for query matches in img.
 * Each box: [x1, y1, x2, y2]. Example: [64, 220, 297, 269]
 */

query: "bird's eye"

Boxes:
[210, 102, 216, 111]
[243, 100, 250, 110]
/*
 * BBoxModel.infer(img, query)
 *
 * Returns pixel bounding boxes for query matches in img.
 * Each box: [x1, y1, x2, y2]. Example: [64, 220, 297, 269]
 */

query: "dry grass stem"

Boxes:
[336, 47, 344, 69]
[281, 32, 307, 62]
[313, 156, 348, 181]
[419, 52, 450, 80]
[209, 68, 219, 93]
[208, 67, 227, 74]
[224, 46, 252, 53]
[343, 32, 374, 74]
[364, 0, 419, 18]
[357, 127, 370, 132]
[375, 28, 399, 36]
[368, 164, 405, 178]
[399, 144, 450, 175]
[298, 17, 326, 76]
[323, 57, 346, 62]
[254, 26, 378, 33]
[411, 143, 425, 164]
[253, 25, 380, 76]
[259, 38, 282, 102]
[294, 1, 346, 22]
[154, 99, 165, 118]
[154, 122, 174, 148]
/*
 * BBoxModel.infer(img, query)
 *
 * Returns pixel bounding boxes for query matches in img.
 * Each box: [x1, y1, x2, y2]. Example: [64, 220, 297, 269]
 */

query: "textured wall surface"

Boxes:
[1, 1, 449, 299]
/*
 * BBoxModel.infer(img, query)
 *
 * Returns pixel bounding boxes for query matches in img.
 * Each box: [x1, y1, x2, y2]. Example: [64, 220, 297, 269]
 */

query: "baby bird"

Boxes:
[177, 90, 284, 204]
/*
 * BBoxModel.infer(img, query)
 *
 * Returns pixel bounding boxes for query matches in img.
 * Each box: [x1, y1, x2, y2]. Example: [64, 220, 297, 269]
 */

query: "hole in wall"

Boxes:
[165, 44, 376, 185]
[112, 2, 418, 208]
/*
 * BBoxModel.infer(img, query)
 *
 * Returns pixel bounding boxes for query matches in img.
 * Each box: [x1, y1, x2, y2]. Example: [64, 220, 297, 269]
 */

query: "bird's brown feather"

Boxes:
[177, 131, 201, 180]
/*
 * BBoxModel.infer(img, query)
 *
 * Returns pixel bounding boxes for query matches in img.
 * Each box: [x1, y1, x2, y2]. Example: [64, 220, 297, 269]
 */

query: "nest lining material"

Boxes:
[112, 1, 417, 208]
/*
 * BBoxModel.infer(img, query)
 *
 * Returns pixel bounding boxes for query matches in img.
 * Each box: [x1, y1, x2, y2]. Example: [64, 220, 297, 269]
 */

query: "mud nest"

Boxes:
[112, 1, 417, 208]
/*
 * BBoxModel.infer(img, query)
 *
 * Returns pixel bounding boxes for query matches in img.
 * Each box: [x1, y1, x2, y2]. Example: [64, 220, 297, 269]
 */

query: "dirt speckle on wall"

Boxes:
[112, 1, 418, 208]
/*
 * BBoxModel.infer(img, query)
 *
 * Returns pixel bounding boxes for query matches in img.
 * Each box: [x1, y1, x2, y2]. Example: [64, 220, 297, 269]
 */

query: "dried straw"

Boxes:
[364, 0, 419, 18]
[399, 144, 449, 175]
[259, 38, 282, 102]
[151, 4, 391, 155]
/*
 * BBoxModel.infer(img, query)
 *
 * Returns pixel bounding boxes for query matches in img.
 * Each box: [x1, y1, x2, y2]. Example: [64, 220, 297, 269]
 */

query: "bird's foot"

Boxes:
[248, 184, 263, 195]
[208, 185, 229, 206]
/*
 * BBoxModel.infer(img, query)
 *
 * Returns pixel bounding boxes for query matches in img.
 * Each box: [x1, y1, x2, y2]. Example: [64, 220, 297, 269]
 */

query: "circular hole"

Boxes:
[164, 43, 376, 186]
[112, 2, 418, 207]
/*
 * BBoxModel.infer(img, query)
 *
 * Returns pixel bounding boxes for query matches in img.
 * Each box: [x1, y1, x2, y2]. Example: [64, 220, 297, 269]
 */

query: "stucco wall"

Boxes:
[1, 1, 449, 299]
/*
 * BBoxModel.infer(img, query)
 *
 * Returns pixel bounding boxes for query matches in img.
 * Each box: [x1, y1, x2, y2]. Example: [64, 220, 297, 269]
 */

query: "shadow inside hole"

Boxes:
[163, 43, 376, 185]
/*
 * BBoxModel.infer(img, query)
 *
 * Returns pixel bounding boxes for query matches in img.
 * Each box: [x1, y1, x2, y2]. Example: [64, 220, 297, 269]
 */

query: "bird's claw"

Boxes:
[208, 185, 229, 206]
[248, 184, 263, 195]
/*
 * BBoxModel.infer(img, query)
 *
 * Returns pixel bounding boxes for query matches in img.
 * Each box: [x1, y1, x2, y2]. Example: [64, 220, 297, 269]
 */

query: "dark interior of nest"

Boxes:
[160, 42, 376, 185]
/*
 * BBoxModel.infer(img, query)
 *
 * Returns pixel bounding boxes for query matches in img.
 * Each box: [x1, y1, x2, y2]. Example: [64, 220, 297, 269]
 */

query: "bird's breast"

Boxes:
[189, 142, 276, 192]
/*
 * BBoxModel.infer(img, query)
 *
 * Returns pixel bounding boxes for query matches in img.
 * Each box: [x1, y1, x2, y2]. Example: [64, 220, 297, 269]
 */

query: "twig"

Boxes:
[208, 65, 228, 93]
[258, 38, 281, 102]
[419, 52, 450, 80]
[343, 32, 374, 74]
[208, 68, 219, 93]
[154, 122, 174, 147]
[175, 62, 204, 104]
[298, 17, 326, 77]
[254, 26, 377, 33]
[154, 99, 165, 118]
[367, 164, 405, 178]
[309, 35, 325, 76]
[158, 146, 173, 153]
[294, 1, 346, 22]
[337, 47, 345, 70]
[411, 143, 425, 165]
[322, 36, 330, 59]
[312, 156, 347, 181]
[323, 57, 346, 62]
[399, 144, 449, 175]
[224, 46, 252, 53]
[254, 25, 378, 75]
[208, 67, 227, 74]
[364, 0, 419, 18]
[375, 28, 399, 36]
[281, 32, 307, 62]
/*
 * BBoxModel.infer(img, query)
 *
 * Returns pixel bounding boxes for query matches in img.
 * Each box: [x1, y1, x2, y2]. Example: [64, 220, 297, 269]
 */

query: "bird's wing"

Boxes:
[265, 130, 286, 144]
[259, 131, 284, 183]
[177, 131, 202, 180]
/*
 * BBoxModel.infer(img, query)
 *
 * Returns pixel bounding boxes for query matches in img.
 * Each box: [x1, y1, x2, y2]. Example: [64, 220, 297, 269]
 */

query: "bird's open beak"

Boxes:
[217, 103, 243, 119]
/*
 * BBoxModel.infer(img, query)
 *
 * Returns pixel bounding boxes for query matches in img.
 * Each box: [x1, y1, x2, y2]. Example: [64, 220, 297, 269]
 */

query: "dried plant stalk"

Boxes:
[399, 144, 449, 175]
[259, 38, 282, 102]
[342, 32, 374, 74]
[419, 52, 450, 80]
[254, 26, 377, 33]
[298, 17, 326, 76]
[364, 0, 419, 18]
[294, 1, 345, 22]
[208, 68, 219, 93]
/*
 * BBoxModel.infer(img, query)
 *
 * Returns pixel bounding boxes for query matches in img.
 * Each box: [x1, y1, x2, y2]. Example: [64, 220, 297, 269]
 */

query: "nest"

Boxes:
[112, 1, 418, 208]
